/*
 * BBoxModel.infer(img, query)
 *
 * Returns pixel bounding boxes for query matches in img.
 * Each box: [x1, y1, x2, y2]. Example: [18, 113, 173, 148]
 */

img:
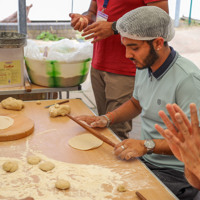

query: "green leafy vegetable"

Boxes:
[36, 31, 64, 41]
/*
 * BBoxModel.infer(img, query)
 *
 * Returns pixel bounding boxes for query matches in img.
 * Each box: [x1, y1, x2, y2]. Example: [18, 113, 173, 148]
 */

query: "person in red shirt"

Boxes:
[70, 0, 168, 140]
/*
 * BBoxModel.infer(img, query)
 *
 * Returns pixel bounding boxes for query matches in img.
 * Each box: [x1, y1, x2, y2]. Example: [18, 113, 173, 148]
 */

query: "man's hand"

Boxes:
[155, 104, 185, 161]
[82, 21, 114, 43]
[69, 13, 89, 32]
[155, 103, 200, 189]
[114, 139, 146, 160]
[155, 103, 200, 174]
[75, 115, 108, 128]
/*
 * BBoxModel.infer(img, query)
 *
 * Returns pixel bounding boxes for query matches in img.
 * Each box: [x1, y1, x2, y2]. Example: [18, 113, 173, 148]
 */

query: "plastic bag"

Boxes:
[24, 38, 93, 62]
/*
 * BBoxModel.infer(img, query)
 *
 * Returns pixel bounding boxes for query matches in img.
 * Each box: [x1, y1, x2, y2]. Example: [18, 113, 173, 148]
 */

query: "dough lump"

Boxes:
[27, 156, 41, 165]
[55, 179, 70, 190]
[1, 97, 24, 111]
[36, 100, 41, 105]
[39, 161, 55, 172]
[49, 104, 70, 117]
[117, 185, 127, 192]
[2, 161, 18, 173]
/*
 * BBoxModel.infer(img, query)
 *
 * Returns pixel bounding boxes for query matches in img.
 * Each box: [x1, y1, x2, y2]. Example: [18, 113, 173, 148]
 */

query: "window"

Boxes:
[0, 0, 91, 22]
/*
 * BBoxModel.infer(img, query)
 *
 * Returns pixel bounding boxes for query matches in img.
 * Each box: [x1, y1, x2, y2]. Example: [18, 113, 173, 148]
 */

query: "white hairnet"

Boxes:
[116, 6, 175, 42]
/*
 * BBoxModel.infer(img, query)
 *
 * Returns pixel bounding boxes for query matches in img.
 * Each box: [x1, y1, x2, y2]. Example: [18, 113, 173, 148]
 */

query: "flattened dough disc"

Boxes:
[68, 133, 103, 150]
[0, 114, 34, 142]
[0, 116, 14, 129]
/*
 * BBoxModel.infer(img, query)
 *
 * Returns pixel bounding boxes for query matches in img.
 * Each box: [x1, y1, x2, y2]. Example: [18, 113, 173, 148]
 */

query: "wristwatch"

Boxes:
[111, 21, 119, 35]
[144, 139, 155, 155]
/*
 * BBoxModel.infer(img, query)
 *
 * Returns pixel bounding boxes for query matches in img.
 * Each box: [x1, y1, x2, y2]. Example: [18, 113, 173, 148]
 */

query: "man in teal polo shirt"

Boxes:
[76, 6, 200, 199]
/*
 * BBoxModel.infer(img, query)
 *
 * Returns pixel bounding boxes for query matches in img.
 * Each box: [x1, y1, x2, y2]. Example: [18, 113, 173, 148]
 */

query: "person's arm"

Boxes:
[82, 0, 97, 24]
[114, 137, 173, 160]
[82, 0, 169, 43]
[111, 97, 172, 160]
[155, 103, 200, 189]
[0, 4, 32, 23]
[69, 0, 97, 31]
[107, 97, 142, 124]
[185, 168, 200, 190]
[147, 0, 169, 13]
[75, 97, 141, 128]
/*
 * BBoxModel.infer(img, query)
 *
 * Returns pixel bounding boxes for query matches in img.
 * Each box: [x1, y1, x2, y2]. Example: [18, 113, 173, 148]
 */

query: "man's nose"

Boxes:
[125, 48, 134, 59]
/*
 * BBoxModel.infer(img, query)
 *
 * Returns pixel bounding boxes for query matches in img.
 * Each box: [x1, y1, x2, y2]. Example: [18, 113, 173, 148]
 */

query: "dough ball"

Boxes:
[49, 104, 70, 117]
[2, 161, 18, 173]
[55, 179, 70, 190]
[117, 185, 127, 192]
[54, 104, 60, 108]
[27, 156, 41, 165]
[1, 97, 24, 111]
[36, 100, 41, 105]
[39, 161, 55, 172]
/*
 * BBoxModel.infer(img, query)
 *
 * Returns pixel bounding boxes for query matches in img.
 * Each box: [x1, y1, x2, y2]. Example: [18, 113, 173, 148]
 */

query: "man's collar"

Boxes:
[148, 47, 176, 79]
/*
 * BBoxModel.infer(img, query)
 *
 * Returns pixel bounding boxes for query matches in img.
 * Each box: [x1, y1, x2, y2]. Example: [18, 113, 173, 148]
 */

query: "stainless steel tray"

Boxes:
[0, 32, 27, 48]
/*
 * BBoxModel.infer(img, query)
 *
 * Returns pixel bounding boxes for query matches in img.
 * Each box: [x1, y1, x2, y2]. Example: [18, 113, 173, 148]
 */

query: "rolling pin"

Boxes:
[136, 191, 147, 200]
[66, 114, 116, 147]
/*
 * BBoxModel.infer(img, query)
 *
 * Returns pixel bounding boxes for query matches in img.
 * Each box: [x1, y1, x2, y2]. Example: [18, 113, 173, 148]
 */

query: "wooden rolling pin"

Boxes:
[66, 114, 116, 147]
[136, 191, 147, 200]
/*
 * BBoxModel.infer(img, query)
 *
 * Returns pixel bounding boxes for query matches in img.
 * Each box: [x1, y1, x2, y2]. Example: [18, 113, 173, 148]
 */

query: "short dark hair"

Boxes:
[146, 39, 168, 47]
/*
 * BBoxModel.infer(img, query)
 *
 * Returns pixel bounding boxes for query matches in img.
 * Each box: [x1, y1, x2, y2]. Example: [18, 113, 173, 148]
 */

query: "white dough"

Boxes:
[39, 161, 55, 172]
[2, 161, 18, 173]
[1, 97, 24, 111]
[117, 185, 127, 192]
[55, 179, 70, 190]
[0, 116, 14, 130]
[49, 104, 70, 117]
[27, 156, 41, 165]
[68, 133, 103, 150]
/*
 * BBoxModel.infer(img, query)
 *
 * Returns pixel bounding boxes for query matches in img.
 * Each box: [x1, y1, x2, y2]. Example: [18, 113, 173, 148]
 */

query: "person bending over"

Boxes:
[75, 6, 200, 199]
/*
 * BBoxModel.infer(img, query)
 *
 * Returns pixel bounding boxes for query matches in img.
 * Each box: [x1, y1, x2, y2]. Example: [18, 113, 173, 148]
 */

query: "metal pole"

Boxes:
[18, 0, 27, 34]
[174, 0, 181, 27]
[188, 0, 193, 25]
[71, 0, 74, 13]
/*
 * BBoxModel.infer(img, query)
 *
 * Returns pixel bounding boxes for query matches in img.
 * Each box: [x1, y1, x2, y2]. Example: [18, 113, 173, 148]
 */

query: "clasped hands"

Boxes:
[69, 13, 114, 43]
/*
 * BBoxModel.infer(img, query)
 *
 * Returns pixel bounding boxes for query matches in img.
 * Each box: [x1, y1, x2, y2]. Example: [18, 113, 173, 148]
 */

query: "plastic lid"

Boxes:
[0, 32, 27, 48]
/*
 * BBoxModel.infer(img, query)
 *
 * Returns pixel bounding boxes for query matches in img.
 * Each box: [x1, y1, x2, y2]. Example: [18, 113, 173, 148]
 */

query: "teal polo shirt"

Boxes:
[133, 47, 200, 172]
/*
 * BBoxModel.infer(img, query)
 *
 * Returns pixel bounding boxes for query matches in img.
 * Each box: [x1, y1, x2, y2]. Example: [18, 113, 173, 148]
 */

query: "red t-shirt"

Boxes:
[92, 0, 166, 76]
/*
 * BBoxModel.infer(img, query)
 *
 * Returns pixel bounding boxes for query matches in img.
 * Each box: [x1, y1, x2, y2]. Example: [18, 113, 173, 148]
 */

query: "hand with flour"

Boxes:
[75, 115, 108, 128]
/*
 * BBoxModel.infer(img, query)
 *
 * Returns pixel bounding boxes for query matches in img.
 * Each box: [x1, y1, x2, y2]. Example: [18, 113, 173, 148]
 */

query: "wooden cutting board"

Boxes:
[0, 114, 34, 142]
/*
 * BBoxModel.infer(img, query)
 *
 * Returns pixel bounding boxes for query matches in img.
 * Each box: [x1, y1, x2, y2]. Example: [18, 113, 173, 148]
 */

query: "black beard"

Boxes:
[136, 42, 159, 70]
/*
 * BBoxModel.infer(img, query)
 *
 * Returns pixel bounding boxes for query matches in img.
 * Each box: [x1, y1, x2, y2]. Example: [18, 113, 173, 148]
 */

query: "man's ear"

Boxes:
[153, 37, 165, 51]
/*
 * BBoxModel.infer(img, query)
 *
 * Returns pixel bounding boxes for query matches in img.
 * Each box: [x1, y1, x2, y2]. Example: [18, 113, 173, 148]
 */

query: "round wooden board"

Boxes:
[0, 114, 34, 142]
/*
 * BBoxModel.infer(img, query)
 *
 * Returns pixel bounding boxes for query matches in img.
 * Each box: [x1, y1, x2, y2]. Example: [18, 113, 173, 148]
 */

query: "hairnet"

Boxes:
[116, 6, 175, 42]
